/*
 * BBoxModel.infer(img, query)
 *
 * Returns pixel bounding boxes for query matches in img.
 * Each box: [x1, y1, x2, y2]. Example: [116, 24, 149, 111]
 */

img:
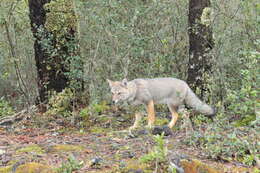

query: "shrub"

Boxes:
[226, 44, 259, 126]
[185, 114, 259, 166]
[55, 155, 83, 173]
[140, 133, 169, 171]
[45, 88, 74, 117]
[0, 97, 14, 117]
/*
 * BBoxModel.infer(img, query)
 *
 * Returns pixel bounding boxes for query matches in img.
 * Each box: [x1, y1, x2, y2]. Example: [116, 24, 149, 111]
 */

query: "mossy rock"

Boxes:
[15, 162, 54, 173]
[51, 144, 85, 152]
[16, 145, 45, 154]
[0, 165, 12, 173]
[180, 159, 220, 173]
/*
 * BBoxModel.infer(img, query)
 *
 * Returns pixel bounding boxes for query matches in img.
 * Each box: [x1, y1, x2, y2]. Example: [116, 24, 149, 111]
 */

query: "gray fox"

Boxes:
[107, 78, 215, 130]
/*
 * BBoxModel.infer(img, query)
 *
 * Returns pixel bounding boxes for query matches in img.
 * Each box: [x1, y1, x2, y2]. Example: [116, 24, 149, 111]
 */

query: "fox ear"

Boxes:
[122, 78, 128, 86]
[107, 79, 114, 87]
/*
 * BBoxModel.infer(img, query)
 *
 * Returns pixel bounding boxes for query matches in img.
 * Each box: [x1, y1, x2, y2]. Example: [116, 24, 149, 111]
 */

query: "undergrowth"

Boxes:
[0, 97, 14, 117]
[226, 47, 259, 127]
[139, 133, 177, 173]
[55, 155, 83, 173]
[45, 88, 74, 117]
[184, 114, 259, 167]
[184, 45, 259, 167]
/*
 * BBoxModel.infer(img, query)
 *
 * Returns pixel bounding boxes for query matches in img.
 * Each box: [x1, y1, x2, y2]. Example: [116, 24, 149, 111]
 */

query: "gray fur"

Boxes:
[123, 78, 215, 116]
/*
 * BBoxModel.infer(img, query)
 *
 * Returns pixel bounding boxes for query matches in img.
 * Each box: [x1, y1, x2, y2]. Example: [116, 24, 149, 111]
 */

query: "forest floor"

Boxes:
[0, 107, 258, 173]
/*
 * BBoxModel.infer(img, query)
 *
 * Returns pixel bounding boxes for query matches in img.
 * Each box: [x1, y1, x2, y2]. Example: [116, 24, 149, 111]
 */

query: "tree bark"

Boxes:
[28, 0, 83, 103]
[187, 0, 214, 98]
[28, 0, 68, 102]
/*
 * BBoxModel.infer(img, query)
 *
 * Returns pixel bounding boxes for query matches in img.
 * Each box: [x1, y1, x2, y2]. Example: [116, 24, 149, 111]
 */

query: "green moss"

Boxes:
[233, 114, 256, 127]
[15, 162, 54, 173]
[201, 7, 213, 26]
[90, 126, 108, 134]
[112, 160, 150, 173]
[0, 165, 12, 173]
[44, 0, 77, 40]
[51, 144, 84, 152]
[16, 145, 45, 154]
[180, 159, 258, 173]
[155, 118, 169, 126]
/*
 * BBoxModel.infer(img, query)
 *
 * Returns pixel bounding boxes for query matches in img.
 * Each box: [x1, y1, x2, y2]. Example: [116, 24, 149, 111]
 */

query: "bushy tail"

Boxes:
[184, 88, 216, 116]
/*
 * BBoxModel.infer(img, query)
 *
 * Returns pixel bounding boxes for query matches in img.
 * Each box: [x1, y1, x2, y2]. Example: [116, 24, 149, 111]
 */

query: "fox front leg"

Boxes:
[129, 112, 142, 131]
[146, 100, 155, 129]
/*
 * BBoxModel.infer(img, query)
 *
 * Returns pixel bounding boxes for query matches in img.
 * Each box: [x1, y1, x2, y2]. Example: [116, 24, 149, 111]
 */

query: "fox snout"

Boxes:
[111, 93, 125, 104]
[112, 98, 119, 104]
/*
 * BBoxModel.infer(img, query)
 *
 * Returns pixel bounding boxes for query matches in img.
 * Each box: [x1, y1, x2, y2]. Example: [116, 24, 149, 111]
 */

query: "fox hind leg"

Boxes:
[167, 104, 179, 128]
[146, 100, 155, 128]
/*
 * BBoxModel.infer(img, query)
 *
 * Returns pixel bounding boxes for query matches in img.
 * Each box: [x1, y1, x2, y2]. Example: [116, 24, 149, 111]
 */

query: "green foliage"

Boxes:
[55, 155, 83, 173]
[77, 0, 188, 102]
[192, 114, 212, 126]
[80, 101, 109, 118]
[44, 0, 83, 91]
[44, 0, 77, 42]
[0, 97, 14, 117]
[140, 133, 168, 165]
[139, 133, 177, 172]
[89, 102, 109, 115]
[45, 88, 74, 117]
[0, 0, 37, 107]
[78, 101, 109, 129]
[185, 114, 260, 166]
[79, 107, 90, 119]
[0, 0, 258, 110]
[227, 44, 259, 126]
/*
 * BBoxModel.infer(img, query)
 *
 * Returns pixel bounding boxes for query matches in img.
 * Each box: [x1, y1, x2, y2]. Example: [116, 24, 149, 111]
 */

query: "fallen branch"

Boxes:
[0, 105, 37, 126]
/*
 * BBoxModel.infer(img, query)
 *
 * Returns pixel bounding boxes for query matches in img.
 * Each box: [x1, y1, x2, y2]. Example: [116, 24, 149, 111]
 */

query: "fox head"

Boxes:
[107, 78, 136, 104]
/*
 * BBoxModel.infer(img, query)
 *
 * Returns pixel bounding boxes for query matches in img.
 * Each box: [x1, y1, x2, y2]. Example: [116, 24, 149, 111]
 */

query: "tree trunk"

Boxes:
[28, 0, 83, 103]
[187, 0, 214, 98]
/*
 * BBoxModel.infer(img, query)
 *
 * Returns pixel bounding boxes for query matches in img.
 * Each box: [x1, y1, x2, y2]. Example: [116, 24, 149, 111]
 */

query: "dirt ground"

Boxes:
[0, 111, 258, 173]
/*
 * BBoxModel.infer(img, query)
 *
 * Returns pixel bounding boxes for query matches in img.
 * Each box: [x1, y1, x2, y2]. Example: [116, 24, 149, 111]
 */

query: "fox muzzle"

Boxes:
[112, 100, 119, 104]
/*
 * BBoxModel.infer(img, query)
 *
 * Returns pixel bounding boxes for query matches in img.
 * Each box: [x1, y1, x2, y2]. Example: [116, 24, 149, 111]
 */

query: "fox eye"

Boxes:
[117, 92, 122, 95]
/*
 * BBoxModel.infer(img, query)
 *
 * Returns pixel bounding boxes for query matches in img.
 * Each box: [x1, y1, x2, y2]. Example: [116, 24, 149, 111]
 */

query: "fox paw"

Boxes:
[152, 125, 173, 136]
[129, 125, 137, 131]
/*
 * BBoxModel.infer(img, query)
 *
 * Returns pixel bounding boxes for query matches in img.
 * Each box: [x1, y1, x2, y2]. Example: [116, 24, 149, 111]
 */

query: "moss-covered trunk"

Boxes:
[28, 0, 83, 103]
[187, 0, 214, 98]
